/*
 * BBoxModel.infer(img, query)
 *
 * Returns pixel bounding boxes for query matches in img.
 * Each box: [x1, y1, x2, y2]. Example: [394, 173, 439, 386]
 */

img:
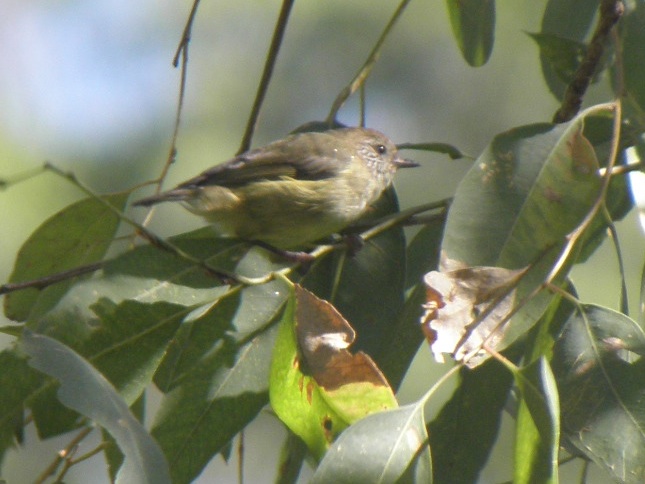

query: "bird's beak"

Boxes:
[393, 157, 420, 168]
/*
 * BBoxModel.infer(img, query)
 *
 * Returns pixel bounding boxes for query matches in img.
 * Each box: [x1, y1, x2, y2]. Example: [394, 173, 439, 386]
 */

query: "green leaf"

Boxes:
[377, 284, 427, 392]
[397, 142, 466, 160]
[22, 330, 171, 484]
[84, 299, 189, 402]
[28, 298, 191, 438]
[405, 217, 445, 290]
[4, 193, 128, 322]
[154, 291, 240, 392]
[151, 253, 288, 484]
[0, 349, 43, 462]
[270, 283, 397, 459]
[552, 304, 645, 484]
[539, 0, 600, 99]
[528, 32, 589, 85]
[428, 346, 521, 483]
[441, 116, 603, 358]
[270, 288, 347, 459]
[152, 325, 277, 484]
[310, 401, 431, 484]
[622, 3, 645, 116]
[446, 0, 495, 67]
[512, 358, 560, 484]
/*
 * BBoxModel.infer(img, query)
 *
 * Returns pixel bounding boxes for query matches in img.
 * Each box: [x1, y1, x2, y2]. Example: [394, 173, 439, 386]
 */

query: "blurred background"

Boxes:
[0, 0, 642, 482]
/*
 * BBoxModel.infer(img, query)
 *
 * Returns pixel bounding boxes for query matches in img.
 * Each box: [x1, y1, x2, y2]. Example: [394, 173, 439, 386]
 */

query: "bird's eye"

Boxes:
[375, 144, 387, 155]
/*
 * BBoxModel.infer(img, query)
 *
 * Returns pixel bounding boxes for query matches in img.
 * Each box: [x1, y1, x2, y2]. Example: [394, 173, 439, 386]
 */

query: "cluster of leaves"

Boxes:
[2, 0, 645, 483]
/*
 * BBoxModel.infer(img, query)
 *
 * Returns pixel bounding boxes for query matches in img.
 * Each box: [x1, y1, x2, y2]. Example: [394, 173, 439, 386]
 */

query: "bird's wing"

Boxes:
[178, 132, 344, 189]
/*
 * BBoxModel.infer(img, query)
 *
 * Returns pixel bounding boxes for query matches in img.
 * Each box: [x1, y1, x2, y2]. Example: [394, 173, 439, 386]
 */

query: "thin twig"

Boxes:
[326, 0, 412, 124]
[55, 442, 108, 483]
[0, 262, 103, 295]
[237, 0, 295, 155]
[553, 0, 624, 123]
[34, 426, 94, 484]
[141, 0, 202, 227]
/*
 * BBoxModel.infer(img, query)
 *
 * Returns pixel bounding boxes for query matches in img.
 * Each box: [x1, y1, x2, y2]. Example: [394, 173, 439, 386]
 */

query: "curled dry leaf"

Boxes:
[421, 255, 527, 367]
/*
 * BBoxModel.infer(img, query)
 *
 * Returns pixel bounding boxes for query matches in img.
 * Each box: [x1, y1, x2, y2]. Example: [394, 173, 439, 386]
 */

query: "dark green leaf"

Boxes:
[397, 142, 466, 160]
[428, 348, 519, 483]
[405, 217, 445, 289]
[528, 32, 589, 84]
[311, 401, 431, 484]
[22, 330, 171, 484]
[151, 252, 288, 483]
[154, 291, 241, 392]
[0, 349, 43, 462]
[4, 193, 128, 321]
[275, 433, 307, 484]
[623, 4, 645, 116]
[152, 324, 277, 484]
[539, 0, 600, 99]
[29, 298, 191, 438]
[446, 0, 496, 67]
[85, 299, 189, 402]
[553, 304, 645, 484]
[377, 284, 427, 392]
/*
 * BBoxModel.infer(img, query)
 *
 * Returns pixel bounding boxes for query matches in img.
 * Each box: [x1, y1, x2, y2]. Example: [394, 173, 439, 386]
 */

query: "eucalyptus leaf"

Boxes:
[446, 0, 495, 67]
[4, 193, 128, 322]
[22, 330, 171, 484]
[310, 401, 431, 484]
[553, 304, 645, 483]
[539, 0, 600, 99]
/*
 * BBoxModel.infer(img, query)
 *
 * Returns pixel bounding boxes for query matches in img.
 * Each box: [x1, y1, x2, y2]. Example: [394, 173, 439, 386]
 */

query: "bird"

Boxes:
[134, 127, 417, 250]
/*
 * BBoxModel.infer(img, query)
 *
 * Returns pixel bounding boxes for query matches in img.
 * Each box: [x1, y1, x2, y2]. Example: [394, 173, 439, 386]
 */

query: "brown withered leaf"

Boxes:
[421, 255, 526, 367]
[294, 285, 390, 391]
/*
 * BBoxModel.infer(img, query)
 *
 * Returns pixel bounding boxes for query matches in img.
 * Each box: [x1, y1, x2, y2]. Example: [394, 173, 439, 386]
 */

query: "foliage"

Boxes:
[1, 0, 645, 483]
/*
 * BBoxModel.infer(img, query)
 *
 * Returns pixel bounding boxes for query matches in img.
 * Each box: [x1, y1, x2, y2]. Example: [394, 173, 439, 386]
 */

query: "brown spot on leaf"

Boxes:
[293, 284, 390, 391]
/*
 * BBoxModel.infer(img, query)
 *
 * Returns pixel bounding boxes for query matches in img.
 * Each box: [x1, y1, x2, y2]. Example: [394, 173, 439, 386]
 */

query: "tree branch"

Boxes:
[552, 0, 624, 123]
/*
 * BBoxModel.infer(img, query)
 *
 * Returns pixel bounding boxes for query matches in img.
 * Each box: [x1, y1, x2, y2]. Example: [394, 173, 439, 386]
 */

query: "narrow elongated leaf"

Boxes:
[4, 193, 128, 321]
[512, 358, 560, 484]
[441, 116, 603, 362]
[553, 304, 645, 484]
[446, 0, 495, 67]
[22, 330, 171, 484]
[310, 401, 431, 484]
